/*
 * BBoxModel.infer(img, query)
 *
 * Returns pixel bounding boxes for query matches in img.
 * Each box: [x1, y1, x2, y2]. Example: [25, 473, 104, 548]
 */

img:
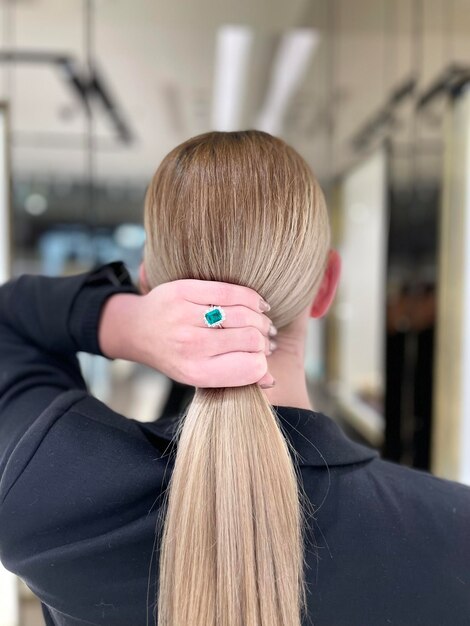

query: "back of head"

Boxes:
[143, 130, 331, 626]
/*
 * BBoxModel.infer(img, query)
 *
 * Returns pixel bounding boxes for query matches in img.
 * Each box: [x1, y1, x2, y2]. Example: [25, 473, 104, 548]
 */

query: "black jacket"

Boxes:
[0, 261, 469, 626]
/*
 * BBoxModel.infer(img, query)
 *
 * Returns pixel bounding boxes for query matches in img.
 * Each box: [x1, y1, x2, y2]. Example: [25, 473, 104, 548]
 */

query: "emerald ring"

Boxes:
[204, 305, 226, 328]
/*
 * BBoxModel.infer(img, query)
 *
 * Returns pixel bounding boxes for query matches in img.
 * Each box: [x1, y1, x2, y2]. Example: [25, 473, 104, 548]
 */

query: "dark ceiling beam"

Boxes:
[416, 64, 470, 109]
[351, 76, 416, 150]
[0, 49, 134, 144]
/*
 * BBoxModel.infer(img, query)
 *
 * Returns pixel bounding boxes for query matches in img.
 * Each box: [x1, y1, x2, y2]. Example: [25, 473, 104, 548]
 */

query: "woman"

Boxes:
[0, 130, 469, 626]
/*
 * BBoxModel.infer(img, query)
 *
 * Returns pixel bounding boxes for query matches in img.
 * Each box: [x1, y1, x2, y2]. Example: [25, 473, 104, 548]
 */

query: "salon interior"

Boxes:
[0, 0, 470, 623]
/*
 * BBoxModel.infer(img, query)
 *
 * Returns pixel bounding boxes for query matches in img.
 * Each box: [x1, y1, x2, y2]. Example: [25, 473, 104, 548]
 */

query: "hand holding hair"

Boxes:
[97, 277, 277, 389]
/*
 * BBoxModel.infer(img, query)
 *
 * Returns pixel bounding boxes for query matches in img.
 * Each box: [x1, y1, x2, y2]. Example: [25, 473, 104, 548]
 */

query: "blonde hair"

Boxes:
[143, 130, 331, 626]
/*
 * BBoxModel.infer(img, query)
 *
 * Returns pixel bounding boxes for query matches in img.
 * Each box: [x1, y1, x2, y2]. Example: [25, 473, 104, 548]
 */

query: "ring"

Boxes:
[204, 305, 226, 328]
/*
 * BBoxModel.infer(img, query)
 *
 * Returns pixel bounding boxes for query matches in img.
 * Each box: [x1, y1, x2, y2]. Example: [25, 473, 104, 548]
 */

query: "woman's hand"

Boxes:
[98, 279, 277, 388]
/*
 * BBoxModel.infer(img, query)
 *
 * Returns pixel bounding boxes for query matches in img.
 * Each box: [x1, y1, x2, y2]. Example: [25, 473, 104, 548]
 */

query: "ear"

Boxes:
[138, 262, 151, 295]
[310, 249, 341, 318]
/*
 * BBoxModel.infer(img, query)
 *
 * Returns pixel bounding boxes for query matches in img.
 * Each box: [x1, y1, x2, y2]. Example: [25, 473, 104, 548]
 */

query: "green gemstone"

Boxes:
[205, 308, 223, 325]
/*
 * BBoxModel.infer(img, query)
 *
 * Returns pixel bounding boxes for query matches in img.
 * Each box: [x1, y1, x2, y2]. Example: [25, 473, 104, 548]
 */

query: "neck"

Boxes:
[261, 329, 314, 412]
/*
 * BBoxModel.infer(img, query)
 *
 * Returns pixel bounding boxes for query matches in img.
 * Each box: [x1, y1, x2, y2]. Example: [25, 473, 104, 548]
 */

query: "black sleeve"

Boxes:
[0, 262, 169, 624]
[0, 260, 139, 480]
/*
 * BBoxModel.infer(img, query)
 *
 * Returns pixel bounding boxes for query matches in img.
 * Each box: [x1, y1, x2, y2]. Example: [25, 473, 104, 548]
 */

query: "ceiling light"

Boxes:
[211, 25, 253, 131]
[255, 28, 320, 136]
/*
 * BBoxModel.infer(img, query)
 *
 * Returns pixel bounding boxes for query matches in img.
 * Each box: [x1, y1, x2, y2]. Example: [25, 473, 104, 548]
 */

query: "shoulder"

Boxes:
[0, 389, 166, 506]
[0, 390, 169, 622]
[307, 456, 470, 624]
[367, 455, 470, 499]
[0, 389, 172, 552]
[363, 456, 470, 529]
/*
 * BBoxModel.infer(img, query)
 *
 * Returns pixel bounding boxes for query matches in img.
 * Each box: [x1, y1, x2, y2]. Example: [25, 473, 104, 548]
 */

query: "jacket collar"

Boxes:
[271, 405, 379, 467]
[147, 404, 379, 468]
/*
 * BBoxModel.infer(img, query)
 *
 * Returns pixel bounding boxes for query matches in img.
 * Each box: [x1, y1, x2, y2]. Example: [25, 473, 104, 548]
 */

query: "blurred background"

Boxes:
[1, 0, 470, 623]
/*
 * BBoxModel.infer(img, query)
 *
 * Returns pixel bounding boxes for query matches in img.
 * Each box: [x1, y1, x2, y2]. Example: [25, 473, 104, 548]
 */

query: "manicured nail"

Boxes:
[269, 340, 277, 352]
[260, 380, 276, 389]
[269, 324, 277, 337]
[259, 298, 271, 312]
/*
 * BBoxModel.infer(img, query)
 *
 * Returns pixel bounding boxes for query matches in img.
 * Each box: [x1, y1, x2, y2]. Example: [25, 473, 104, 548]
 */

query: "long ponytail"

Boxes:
[143, 130, 331, 626]
[157, 386, 306, 626]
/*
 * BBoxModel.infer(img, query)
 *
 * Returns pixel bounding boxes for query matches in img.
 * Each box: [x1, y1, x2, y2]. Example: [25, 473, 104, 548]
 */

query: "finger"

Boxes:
[197, 351, 269, 387]
[190, 303, 275, 336]
[198, 327, 275, 357]
[258, 371, 276, 388]
[176, 279, 270, 313]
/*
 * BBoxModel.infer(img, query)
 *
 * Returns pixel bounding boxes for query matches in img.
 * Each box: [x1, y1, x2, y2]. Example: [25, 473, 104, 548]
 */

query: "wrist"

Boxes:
[98, 293, 143, 361]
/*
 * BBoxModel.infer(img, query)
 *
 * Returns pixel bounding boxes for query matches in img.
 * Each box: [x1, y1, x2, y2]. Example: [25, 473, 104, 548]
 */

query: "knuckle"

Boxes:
[264, 315, 272, 335]
[247, 327, 263, 351]
[245, 286, 259, 308]
[214, 282, 229, 304]
[251, 353, 268, 380]
[264, 336, 270, 353]
[242, 329, 253, 350]
[164, 280, 180, 301]
[181, 359, 198, 386]
[232, 306, 248, 327]
[172, 279, 192, 301]
[168, 304, 185, 326]
[174, 326, 192, 349]
[191, 331, 205, 355]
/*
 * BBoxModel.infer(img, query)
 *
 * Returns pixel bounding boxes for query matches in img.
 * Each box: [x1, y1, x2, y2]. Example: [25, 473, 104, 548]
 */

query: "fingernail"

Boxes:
[269, 340, 277, 352]
[269, 324, 277, 337]
[259, 298, 271, 312]
[260, 380, 276, 389]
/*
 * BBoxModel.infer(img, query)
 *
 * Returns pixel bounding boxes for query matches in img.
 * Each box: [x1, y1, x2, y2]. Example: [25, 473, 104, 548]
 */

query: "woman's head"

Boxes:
[142, 130, 332, 626]
[143, 129, 331, 330]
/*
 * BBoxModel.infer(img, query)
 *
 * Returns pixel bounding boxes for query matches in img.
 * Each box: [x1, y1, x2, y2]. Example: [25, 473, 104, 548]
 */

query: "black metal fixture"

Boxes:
[0, 49, 133, 144]
[416, 63, 470, 109]
[351, 76, 417, 151]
